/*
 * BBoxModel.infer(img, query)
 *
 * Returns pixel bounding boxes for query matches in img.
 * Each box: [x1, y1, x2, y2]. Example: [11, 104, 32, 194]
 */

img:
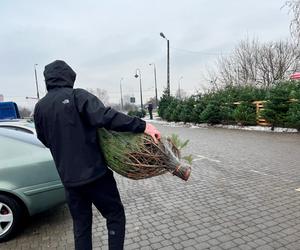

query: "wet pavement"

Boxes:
[2, 124, 300, 249]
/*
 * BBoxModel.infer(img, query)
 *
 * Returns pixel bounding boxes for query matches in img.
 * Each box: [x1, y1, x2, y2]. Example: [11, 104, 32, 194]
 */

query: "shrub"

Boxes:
[200, 101, 222, 124]
[158, 81, 300, 130]
[158, 89, 175, 120]
[233, 102, 256, 125]
[127, 109, 146, 118]
[164, 99, 180, 122]
[286, 102, 300, 130]
[220, 104, 236, 124]
[178, 97, 196, 123]
[261, 82, 293, 128]
[193, 103, 204, 124]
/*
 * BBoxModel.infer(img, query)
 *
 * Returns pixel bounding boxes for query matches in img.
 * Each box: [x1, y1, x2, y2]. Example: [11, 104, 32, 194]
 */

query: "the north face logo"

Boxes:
[62, 99, 70, 104]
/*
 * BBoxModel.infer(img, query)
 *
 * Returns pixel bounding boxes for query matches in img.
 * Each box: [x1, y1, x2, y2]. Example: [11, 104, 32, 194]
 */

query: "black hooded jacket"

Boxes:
[34, 60, 146, 187]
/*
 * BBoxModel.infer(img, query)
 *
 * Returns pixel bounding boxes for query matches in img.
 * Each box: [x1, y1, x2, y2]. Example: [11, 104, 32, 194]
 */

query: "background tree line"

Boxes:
[158, 81, 300, 130]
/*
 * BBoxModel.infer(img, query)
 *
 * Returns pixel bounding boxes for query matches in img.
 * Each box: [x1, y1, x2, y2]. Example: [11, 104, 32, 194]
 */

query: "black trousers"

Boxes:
[65, 170, 125, 250]
[148, 109, 153, 120]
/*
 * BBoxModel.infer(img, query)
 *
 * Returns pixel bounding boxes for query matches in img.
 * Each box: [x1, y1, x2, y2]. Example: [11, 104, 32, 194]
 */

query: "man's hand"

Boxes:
[144, 123, 161, 144]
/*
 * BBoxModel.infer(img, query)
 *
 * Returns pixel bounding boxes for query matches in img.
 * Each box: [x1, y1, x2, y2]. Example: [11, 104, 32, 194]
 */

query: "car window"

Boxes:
[0, 125, 34, 134]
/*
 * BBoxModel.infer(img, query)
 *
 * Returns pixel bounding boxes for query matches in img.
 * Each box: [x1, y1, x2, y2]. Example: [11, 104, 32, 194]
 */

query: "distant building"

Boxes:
[0, 94, 3, 102]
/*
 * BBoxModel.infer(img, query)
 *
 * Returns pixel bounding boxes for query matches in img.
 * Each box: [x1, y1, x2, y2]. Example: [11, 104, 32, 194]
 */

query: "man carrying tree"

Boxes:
[34, 60, 161, 250]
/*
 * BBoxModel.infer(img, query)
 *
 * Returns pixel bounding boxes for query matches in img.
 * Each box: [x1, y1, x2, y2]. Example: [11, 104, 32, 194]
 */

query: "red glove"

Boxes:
[144, 123, 161, 144]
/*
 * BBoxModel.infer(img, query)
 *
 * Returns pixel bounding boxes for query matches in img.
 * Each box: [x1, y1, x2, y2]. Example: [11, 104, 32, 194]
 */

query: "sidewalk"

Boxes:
[143, 113, 298, 133]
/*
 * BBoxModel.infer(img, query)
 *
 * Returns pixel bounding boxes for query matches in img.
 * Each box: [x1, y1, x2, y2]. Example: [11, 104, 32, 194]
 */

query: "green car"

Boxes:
[0, 127, 65, 242]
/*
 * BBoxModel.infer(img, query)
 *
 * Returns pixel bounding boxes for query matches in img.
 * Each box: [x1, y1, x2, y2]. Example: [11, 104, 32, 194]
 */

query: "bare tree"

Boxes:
[123, 95, 132, 105]
[87, 88, 110, 106]
[19, 107, 32, 118]
[175, 88, 188, 99]
[211, 38, 300, 88]
[257, 41, 300, 86]
[145, 97, 158, 108]
[123, 103, 136, 111]
[216, 39, 260, 86]
[284, 0, 300, 45]
[122, 94, 137, 111]
[203, 66, 221, 90]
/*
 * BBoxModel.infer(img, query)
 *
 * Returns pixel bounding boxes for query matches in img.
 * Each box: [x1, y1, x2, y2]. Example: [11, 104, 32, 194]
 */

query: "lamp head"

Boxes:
[160, 32, 166, 39]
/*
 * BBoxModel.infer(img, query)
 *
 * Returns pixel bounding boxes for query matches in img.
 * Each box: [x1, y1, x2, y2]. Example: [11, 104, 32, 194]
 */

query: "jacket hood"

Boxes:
[44, 60, 76, 90]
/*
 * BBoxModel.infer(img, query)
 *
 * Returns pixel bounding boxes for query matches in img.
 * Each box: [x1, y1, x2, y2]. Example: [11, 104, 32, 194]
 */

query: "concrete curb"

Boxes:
[143, 116, 298, 133]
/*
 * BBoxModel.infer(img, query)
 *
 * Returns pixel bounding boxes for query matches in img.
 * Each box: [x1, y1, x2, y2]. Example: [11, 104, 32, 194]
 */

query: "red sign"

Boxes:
[290, 72, 300, 80]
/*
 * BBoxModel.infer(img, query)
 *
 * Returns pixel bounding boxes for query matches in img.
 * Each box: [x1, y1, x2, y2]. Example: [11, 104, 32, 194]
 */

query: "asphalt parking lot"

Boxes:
[1, 124, 300, 250]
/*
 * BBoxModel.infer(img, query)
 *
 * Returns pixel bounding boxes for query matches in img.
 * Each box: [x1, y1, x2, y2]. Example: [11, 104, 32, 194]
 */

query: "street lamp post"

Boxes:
[120, 77, 124, 110]
[178, 76, 183, 99]
[160, 32, 170, 96]
[134, 69, 143, 109]
[149, 63, 158, 107]
[34, 64, 40, 100]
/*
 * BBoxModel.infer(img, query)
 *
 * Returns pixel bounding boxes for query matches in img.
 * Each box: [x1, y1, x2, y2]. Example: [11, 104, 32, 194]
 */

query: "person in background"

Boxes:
[34, 60, 161, 250]
[147, 102, 153, 120]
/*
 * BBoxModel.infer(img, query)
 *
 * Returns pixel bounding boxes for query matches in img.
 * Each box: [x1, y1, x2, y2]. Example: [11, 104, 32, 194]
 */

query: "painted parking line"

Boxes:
[193, 154, 221, 163]
[249, 169, 270, 176]
[295, 188, 300, 192]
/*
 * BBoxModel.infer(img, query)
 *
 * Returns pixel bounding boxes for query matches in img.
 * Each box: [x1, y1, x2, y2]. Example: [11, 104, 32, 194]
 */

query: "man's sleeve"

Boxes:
[33, 105, 49, 148]
[74, 89, 146, 133]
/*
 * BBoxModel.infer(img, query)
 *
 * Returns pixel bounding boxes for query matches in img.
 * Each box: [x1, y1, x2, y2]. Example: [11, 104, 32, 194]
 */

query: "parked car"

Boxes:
[0, 102, 20, 120]
[0, 127, 65, 242]
[0, 119, 36, 135]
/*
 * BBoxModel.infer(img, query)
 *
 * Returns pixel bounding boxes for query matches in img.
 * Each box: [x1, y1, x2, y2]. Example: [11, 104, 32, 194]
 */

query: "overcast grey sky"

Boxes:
[0, 0, 292, 108]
